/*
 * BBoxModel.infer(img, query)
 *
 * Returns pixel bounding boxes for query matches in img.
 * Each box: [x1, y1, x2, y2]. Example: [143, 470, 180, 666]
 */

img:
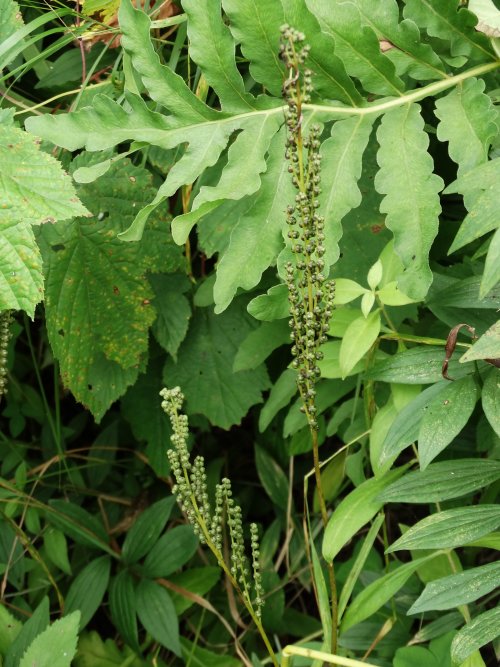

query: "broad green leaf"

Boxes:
[121, 497, 176, 564]
[403, 0, 493, 60]
[393, 634, 455, 667]
[150, 274, 191, 360]
[180, 638, 240, 667]
[353, 0, 445, 80]
[172, 200, 223, 246]
[233, 319, 289, 372]
[378, 459, 500, 503]
[47, 500, 112, 553]
[418, 375, 479, 469]
[332, 279, 367, 305]
[163, 300, 269, 429]
[119, 0, 216, 122]
[0, 604, 22, 654]
[322, 467, 406, 562]
[319, 116, 375, 267]
[327, 307, 359, 337]
[0, 0, 23, 50]
[183, 0, 255, 112]
[460, 321, 500, 363]
[367, 260, 383, 291]
[306, 0, 404, 96]
[377, 282, 416, 306]
[4, 597, 49, 667]
[409, 561, 500, 613]
[143, 525, 198, 578]
[388, 506, 500, 552]
[64, 556, 111, 629]
[0, 217, 43, 316]
[339, 309, 381, 378]
[109, 570, 139, 651]
[255, 446, 289, 510]
[447, 159, 500, 253]
[451, 607, 500, 664]
[213, 128, 294, 312]
[73, 631, 143, 666]
[247, 284, 289, 321]
[222, 0, 284, 97]
[341, 554, 437, 632]
[481, 369, 500, 437]
[136, 579, 180, 656]
[319, 340, 365, 379]
[169, 567, 220, 615]
[435, 77, 497, 175]
[20, 612, 80, 667]
[44, 528, 71, 575]
[481, 226, 500, 297]
[259, 369, 297, 432]
[367, 347, 467, 384]
[427, 275, 499, 310]
[375, 104, 443, 300]
[410, 611, 463, 645]
[465, 531, 500, 550]
[369, 399, 399, 476]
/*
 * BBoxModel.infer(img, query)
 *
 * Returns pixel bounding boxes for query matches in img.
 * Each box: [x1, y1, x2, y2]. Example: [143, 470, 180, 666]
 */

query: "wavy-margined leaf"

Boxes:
[352, 0, 446, 80]
[39, 157, 182, 420]
[118, 0, 216, 122]
[213, 128, 293, 312]
[375, 104, 443, 300]
[451, 607, 500, 665]
[446, 159, 499, 252]
[319, 116, 375, 268]
[403, 0, 493, 61]
[222, 0, 284, 97]
[409, 561, 500, 614]
[163, 298, 269, 429]
[388, 505, 500, 552]
[435, 77, 498, 175]
[183, 0, 255, 113]
[306, 0, 404, 96]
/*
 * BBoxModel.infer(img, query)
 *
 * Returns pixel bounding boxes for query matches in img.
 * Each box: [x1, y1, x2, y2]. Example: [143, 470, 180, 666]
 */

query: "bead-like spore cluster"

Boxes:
[0, 311, 12, 403]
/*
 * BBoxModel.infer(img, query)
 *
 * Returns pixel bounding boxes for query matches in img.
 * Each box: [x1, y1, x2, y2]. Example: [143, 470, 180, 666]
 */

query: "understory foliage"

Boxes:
[0, 0, 499, 665]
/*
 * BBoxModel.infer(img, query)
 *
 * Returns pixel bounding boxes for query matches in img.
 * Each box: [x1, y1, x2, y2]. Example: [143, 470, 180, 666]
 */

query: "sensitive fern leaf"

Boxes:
[375, 104, 443, 300]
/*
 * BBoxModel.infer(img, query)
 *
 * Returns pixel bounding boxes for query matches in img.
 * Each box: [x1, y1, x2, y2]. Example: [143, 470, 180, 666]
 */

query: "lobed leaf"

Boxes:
[375, 104, 443, 300]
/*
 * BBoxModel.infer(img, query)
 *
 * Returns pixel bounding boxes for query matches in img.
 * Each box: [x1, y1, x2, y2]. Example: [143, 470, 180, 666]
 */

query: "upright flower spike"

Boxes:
[0, 311, 12, 404]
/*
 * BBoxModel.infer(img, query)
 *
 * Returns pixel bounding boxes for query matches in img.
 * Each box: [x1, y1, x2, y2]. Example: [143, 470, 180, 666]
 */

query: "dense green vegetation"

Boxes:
[0, 0, 499, 665]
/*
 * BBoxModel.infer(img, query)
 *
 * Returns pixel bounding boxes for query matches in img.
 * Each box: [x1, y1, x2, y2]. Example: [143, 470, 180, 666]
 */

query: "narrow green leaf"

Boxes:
[339, 309, 381, 378]
[171, 200, 222, 245]
[4, 597, 49, 667]
[409, 561, 500, 613]
[447, 159, 500, 253]
[183, 0, 255, 112]
[109, 570, 139, 651]
[342, 554, 438, 632]
[465, 531, 500, 550]
[0, 604, 22, 655]
[369, 399, 399, 476]
[259, 369, 297, 432]
[378, 459, 500, 503]
[47, 500, 112, 553]
[367, 347, 467, 384]
[121, 497, 176, 564]
[222, 0, 284, 97]
[482, 368, 500, 437]
[418, 375, 479, 469]
[64, 556, 111, 629]
[234, 319, 290, 372]
[410, 611, 463, 644]
[142, 525, 198, 578]
[435, 77, 497, 175]
[136, 579, 180, 656]
[451, 607, 500, 664]
[322, 467, 406, 562]
[460, 321, 500, 363]
[310, 531, 332, 652]
[169, 567, 221, 615]
[375, 104, 443, 300]
[119, 0, 216, 122]
[73, 158, 112, 184]
[427, 275, 499, 310]
[44, 528, 71, 575]
[19, 612, 80, 667]
[481, 227, 500, 298]
[255, 446, 289, 510]
[0, 0, 23, 52]
[247, 284, 289, 321]
[388, 506, 500, 552]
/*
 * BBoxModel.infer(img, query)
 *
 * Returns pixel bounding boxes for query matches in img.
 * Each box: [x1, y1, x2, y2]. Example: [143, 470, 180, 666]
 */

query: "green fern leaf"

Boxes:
[375, 104, 443, 300]
[435, 77, 498, 175]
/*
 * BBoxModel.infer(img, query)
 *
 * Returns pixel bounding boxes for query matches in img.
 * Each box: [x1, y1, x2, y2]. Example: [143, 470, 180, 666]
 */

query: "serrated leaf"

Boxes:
[136, 579, 180, 656]
[367, 347, 468, 384]
[4, 597, 49, 667]
[143, 525, 198, 578]
[109, 570, 139, 651]
[375, 104, 443, 300]
[451, 607, 500, 664]
[409, 561, 500, 614]
[121, 497, 176, 564]
[482, 369, 500, 437]
[378, 459, 500, 503]
[339, 309, 381, 378]
[418, 375, 478, 469]
[322, 467, 406, 562]
[20, 612, 80, 667]
[222, 0, 284, 97]
[446, 158, 500, 253]
[183, 0, 255, 113]
[64, 556, 111, 629]
[435, 77, 497, 175]
[233, 319, 290, 372]
[259, 369, 297, 432]
[460, 321, 500, 363]
[307, 0, 404, 96]
[163, 299, 269, 428]
[255, 446, 289, 510]
[388, 506, 500, 552]
[403, 0, 493, 60]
